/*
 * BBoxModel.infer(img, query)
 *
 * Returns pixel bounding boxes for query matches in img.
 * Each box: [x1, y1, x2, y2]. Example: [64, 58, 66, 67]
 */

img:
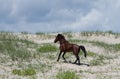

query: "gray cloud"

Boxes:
[0, 0, 120, 33]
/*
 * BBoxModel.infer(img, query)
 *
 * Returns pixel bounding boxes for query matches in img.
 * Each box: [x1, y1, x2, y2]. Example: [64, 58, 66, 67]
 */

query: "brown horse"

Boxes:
[54, 34, 87, 65]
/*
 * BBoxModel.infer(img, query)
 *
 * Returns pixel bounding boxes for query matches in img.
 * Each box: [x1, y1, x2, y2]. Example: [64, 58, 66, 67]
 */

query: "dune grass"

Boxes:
[12, 68, 36, 76]
[69, 39, 88, 44]
[28, 63, 52, 73]
[35, 32, 54, 39]
[38, 43, 58, 53]
[56, 71, 79, 79]
[69, 39, 120, 52]
[90, 55, 106, 66]
[87, 51, 98, 57]
[91, 41, 120, 52]
[0, 32, 37, 61]
[62, 32, 73, 38]
[81, 30, 120, 36]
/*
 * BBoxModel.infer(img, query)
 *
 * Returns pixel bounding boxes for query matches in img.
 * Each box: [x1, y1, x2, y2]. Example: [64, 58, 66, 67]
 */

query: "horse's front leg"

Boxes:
[62, 52, 67, 62]
[57, 51, 62, 62]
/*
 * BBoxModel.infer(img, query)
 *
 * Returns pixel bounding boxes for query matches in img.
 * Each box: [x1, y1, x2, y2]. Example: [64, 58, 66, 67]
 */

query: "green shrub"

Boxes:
[38, 43, 58, 53]
[12, 68, 36, 76]
[12, 69, 21, 75]
[56, 71, 79, 79]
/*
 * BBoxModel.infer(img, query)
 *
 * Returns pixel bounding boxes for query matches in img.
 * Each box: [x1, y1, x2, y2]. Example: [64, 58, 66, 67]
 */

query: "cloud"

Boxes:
[71, 9, 102, 30]
[0, 0, 120, 32]
[93, 0, 120, 30]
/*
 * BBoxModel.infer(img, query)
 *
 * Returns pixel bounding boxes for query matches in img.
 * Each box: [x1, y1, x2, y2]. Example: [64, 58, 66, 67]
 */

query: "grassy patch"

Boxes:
[90, 55, 106, 66]
[12, 68, 36, 76]
[0, 40, 35, 61]
[0, 32, 37, 61]
[87, 51, 97, 57]
[38, 43, 58, 53]
[56, 71, 79, 79]
[79, 51, 97, 57]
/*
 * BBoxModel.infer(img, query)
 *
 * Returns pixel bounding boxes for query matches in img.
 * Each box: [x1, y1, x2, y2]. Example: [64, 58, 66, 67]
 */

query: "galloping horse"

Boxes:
[54, 34, 87, 65]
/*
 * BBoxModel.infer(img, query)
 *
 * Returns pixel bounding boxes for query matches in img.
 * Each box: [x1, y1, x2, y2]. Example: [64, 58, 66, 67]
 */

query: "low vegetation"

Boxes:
[12, 68, 36, 76]
[38, 43, 58, 53]
[81, 30, 120, 37]
[69, 39, 120, 52]
[56, 71, 79, 79]
[62, 32, 73, 38]
[35, 32, 54, 39]
[91, 41, 120, 52]
[90, 55, 106, 66]
[87, 51, 97, 57]
[0, 32, 37, 61]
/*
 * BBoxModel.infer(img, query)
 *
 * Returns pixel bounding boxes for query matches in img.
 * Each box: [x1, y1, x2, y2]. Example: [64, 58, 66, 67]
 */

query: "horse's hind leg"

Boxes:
[73, 54, 78, 64]
[74, 54, 80, 65]
[62, 52, 67, 62]
[73, 59, 77, 64]
[77, 56, 81, 65]
[57, 51, 62, 62]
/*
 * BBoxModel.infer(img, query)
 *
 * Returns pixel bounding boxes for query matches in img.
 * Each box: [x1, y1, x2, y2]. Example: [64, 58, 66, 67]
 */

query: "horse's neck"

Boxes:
[59, 39, 68, 44]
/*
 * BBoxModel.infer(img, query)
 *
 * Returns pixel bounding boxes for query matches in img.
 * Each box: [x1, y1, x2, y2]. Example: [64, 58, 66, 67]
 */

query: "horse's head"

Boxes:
[54, 34, 65, 43]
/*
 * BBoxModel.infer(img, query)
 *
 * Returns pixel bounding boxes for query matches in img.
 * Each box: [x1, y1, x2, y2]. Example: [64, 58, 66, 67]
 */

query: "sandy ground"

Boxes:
[0, 33, 120, 79]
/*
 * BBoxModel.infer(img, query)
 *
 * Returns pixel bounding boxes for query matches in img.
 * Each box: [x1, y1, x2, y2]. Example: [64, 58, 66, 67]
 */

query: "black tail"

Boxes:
[79, 45, 87, 57]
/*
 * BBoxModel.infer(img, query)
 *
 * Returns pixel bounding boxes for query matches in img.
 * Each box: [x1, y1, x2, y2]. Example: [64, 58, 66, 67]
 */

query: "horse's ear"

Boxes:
[57, 34, 65, 38]
[58, 34, 61, 36]
[60, 34, 65, 38]
[57, 34, 61, 37]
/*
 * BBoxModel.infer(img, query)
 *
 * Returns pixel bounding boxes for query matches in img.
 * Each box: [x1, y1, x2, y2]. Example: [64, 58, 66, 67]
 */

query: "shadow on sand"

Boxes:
[63, 61, 90, 67]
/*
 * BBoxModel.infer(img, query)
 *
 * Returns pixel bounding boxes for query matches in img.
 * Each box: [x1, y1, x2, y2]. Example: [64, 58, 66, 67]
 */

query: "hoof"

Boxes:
[87, 64, 90, 66]
[77, 63, 81, 65]
[68, 61, 72, 63]
[64, 61, 68, 63]
[72, 62, 76, 64]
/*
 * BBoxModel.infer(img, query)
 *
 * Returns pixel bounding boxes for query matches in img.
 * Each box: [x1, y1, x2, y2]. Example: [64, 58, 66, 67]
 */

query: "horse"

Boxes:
[54, 34, 87, 65]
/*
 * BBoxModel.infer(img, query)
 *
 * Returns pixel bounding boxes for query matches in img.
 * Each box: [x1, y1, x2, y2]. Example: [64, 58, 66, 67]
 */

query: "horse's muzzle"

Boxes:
[54, 40, 56, 43]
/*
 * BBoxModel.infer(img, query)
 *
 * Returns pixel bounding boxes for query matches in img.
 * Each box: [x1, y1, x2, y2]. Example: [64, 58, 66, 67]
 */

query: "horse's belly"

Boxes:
[60, 44, 73, 52]
[62, 47, 73, 52]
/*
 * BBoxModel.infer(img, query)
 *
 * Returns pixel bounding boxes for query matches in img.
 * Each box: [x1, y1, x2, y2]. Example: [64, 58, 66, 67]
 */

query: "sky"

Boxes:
[0, 0, 120, 33]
